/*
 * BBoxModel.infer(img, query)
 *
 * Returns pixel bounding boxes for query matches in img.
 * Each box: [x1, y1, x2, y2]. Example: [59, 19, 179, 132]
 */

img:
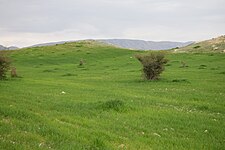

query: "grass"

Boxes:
[0, 41, 225, 149]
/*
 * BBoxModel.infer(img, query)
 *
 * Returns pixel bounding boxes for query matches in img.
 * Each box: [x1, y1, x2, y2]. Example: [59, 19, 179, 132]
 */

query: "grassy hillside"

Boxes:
[0, 41, 225, 149]
[174, 35, 225, 53]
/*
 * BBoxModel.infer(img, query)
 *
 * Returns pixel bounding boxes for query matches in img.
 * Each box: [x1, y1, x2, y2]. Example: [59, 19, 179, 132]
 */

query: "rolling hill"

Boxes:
[0, 40, 225, 149]
[174, 35, 225, 53]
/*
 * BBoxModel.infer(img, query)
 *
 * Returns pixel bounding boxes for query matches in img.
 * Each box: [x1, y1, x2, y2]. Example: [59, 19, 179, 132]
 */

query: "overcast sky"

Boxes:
[0, 0, 225, 47]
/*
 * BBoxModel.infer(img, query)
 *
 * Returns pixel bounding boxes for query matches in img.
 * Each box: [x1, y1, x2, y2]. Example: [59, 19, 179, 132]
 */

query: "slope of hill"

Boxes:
[28, 41, 74, 48]
[100, 39, 193, 50]
[0, 41, 225, 149]
[174, 35, 225, 53]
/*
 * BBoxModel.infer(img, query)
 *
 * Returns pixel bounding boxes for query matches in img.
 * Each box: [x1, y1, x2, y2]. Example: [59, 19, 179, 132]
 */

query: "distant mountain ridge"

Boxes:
[0, 45, 7, 50]
[3, 36, 225, 52]
[0, 44, 19, 50]
[28, 39, 193, 50]
[28, 41, 75, 48]
[99, 39, 193, 50]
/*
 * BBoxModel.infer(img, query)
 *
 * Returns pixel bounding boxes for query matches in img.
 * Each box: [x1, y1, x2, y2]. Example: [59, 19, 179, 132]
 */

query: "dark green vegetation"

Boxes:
[0, 41, 225, 149]
[0, 54, 10, 79]
[135, 53, 168, 80]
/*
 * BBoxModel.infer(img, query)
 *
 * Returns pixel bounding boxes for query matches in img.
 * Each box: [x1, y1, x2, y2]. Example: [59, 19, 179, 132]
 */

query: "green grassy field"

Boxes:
[0, 41, 225, 150]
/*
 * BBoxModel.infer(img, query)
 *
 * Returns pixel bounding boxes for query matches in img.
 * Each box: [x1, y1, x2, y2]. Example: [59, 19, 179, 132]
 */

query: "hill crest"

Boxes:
[174, 35, 225, 53]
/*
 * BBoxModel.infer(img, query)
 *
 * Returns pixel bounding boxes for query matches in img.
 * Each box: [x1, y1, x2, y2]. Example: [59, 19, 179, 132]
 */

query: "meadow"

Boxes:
[0, 41, 225, 149]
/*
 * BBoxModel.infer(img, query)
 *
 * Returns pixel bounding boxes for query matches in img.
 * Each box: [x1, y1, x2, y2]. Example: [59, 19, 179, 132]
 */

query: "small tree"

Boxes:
[0, 54, 10, 79]
[135, 52, 168, 80]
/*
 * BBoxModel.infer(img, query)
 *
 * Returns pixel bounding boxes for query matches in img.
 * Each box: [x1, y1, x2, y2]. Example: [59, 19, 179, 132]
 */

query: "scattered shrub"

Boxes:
[210, 67, 218, 70]
[198, 64, 207, 69]
[75, 44, 82, 47]
[43, 69, 55, 72]
[79, 59, 84, 66]
[172, 79, 189, 83]
[193, 45, 201, 49]
[135, 53, 168, 80]
[11, 67, 18, 78]
[62, 73, 77, 77]
[219, 71, 225, 74]
[100, 100, 125, 112]
[0, 55, 10, 79]
[180, 61, 188, 68]
[200, 64, 207, 67]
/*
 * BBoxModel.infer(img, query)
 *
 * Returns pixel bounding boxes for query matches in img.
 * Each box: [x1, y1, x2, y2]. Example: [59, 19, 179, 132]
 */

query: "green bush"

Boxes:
[193, 45, 201, 49]
[0, 54, 10, 79]
[135, 52, 168, 80]
[100, 100, 125, 112]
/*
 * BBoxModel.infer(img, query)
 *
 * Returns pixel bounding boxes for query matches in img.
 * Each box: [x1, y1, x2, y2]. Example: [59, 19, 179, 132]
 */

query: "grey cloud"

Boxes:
[0, 0, 225, 47]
